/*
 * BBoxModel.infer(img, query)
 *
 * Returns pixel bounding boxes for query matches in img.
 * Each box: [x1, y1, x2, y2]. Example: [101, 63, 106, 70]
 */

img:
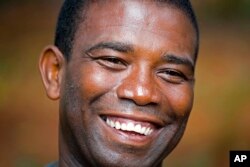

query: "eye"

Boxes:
[102, 57, 124, 65]
[96, 56, 127, 70]
[157, 69, 188, 84]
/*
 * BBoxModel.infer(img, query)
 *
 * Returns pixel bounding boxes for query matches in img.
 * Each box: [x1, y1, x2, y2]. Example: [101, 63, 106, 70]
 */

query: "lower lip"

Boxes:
[99, 117, 159, 147]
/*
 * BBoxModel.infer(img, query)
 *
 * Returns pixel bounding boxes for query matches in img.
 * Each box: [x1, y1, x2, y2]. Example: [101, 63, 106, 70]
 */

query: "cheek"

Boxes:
[165, 85, 193, 117]
[79, 64, 118, 101]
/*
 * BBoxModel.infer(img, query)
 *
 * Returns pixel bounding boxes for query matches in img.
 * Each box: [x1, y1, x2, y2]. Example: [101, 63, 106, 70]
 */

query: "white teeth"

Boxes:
[115, 121, 121, 130]
[140, 127, 146, 134]
[110, 120, 115, 128]
[107, 118, 111, 125]
[106, 118, 153, 136]
[127, 122, 134, 131]
[121, 123, 127, 131]
[134, 124, 141, 133]
[144, 128, 150, 136]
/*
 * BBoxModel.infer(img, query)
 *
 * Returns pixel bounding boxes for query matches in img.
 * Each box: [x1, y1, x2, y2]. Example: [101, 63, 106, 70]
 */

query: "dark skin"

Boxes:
[39, 1, 196, 167]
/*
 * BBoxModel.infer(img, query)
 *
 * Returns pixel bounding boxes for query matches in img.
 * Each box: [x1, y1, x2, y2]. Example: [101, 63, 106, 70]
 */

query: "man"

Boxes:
[39, 0, 199, 166]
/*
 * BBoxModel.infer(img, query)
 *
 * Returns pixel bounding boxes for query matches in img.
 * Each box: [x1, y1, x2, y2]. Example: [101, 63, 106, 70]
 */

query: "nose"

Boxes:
[116, 67, 161, 106]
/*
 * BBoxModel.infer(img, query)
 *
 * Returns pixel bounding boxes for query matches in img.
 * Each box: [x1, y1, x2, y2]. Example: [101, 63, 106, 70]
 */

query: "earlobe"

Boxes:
[39, 45, 65, 100]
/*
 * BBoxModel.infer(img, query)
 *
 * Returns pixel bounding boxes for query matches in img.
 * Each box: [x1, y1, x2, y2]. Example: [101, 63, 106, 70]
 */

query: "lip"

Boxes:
[98, 112, 166, 147]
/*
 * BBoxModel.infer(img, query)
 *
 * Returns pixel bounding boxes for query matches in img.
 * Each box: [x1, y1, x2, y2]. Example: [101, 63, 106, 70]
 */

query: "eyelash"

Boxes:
[100, 57, 126, 65]
[158, 69, 188, 83]
[95, 56, 127, 70]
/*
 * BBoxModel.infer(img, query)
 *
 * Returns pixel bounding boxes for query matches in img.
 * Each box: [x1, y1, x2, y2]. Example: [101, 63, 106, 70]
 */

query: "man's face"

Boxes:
[60, 1, 196, 166]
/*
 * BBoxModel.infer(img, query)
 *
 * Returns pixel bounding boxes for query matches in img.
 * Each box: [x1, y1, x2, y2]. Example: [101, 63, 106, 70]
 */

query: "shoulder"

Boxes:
[45, 161, 58, 167]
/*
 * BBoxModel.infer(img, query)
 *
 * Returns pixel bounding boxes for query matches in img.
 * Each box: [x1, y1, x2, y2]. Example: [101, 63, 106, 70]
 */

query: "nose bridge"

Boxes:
[116, 64, 160, 105]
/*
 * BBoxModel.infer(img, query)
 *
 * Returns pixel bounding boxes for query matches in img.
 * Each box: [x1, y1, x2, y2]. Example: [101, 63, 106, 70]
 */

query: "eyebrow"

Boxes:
[163, 54, 195, 72]
[85, 41, 134, 53]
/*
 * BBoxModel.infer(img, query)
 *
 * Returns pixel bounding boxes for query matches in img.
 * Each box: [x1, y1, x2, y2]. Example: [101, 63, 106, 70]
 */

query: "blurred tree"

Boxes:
[193, 0, 250, 21]
[213, 0, 250, 20]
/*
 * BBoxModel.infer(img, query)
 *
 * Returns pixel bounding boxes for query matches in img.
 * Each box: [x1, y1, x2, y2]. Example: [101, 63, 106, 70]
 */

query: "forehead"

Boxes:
[74, 0, 196, 59]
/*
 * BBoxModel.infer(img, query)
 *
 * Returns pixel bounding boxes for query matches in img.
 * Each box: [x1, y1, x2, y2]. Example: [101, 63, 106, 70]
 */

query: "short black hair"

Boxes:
[54, 0, 86, 61]
[55, 0, 199, 62]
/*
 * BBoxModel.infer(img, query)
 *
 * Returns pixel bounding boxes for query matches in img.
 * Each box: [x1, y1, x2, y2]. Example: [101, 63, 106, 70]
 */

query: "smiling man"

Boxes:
[39, 0, 199, 166]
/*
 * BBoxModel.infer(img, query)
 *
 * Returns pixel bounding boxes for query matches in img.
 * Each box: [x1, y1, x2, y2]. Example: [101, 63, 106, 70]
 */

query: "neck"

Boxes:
[59, 127, 90, 167]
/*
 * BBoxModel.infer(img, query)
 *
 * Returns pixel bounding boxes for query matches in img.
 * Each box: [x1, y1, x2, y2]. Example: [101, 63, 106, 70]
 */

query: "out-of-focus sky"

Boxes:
[0, 0, 249, 167]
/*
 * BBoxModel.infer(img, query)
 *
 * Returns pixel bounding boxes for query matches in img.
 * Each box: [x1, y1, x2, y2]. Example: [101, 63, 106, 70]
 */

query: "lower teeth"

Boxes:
[119, 130, 144, 136]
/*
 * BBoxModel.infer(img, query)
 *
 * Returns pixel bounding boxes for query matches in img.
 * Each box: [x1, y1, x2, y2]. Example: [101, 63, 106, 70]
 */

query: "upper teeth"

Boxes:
[106, 118, 153, 136]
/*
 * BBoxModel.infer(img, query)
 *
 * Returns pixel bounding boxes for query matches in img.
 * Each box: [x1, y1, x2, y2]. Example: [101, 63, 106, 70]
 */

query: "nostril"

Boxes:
[145, 102, 158, 107]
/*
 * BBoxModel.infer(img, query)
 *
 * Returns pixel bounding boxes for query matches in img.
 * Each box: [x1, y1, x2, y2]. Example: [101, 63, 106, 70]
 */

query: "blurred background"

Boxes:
[0, 0, 249, 166]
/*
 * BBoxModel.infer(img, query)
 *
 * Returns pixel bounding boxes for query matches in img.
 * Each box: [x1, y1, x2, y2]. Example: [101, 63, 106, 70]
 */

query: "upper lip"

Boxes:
[100, 111, 167, 128]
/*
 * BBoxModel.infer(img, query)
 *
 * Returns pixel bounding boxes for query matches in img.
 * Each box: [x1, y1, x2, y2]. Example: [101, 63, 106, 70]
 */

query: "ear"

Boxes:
[39, 45, 65, 100]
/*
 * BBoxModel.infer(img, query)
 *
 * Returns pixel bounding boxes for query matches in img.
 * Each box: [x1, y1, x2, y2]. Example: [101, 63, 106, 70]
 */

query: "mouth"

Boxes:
[101, 115, 163, 138]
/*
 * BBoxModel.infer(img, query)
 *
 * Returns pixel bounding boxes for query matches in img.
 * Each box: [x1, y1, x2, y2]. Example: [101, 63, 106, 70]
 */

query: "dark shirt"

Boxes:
[46, 161, 58, 167]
